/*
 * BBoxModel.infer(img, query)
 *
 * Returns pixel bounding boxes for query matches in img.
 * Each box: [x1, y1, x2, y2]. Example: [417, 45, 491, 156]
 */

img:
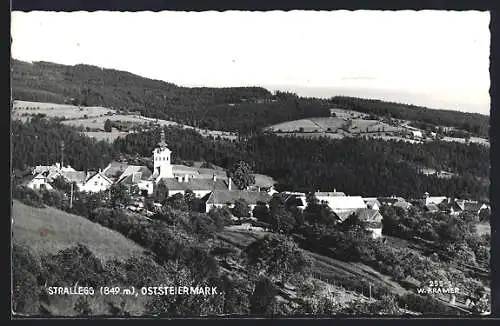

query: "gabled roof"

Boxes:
[463, 202, 487, 212]
[363, 198, 382, 207]
[84, 171, 113, 184]
[102, 161, 129, 179]
[60, 171, 87, 183]
[356, 208, 383, 223]
[424, 203, 440, 212]
[320, 196, 367, 211]
[117, 165, 152, 183]
[159, 177, 229, 191]
[206, 190, 272, 205]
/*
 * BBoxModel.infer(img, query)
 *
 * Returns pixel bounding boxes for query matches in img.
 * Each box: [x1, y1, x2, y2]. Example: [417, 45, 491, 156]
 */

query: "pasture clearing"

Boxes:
[12, 100, 114, 120]
[12, 200, 146, 262]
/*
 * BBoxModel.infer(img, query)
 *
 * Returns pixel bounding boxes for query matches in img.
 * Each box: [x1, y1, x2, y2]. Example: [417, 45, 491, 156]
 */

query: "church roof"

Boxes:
[158, 177, 229, 191]
[172, 164, 200, 175]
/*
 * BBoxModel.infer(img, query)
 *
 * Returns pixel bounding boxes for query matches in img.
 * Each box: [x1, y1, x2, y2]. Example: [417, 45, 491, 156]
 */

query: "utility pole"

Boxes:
[369, 282, 372, 300]
[70, 182, 74, 209]
[61, 140, 65, 168]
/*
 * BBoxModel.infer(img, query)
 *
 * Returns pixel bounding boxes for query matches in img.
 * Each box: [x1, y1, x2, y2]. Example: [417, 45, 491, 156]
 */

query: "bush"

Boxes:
[397, 293, 461, 315]
[12, 244, 43, 315]
[13, 185, 45, 208]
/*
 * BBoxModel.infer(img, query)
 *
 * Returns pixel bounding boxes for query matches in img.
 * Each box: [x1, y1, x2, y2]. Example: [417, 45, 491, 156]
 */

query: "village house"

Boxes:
[363, 197, 381, 210]
[79, 170, 113, 193]
[314, 191, 367, 221]
[27, 171, 53, 191]
[204, 190, 272, 217]
[356, 208, 384, 239]
[423, 192, 448, 206]
[448, 199, 490, 220]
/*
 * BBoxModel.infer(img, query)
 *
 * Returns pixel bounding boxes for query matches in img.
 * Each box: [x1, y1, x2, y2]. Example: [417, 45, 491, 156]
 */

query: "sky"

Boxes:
[11, 10, 491, 115]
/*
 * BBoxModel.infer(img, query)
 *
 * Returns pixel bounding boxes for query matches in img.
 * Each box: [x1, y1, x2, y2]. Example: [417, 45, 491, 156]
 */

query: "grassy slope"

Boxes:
[12, 200, 146, 262]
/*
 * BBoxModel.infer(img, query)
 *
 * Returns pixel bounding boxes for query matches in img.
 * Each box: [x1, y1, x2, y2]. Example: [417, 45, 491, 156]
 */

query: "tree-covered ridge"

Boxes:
[11, 60, 330, 132]
[11, 117, 118, 171]
[114, 126, 489, 201]
[330, 96, 489, 138]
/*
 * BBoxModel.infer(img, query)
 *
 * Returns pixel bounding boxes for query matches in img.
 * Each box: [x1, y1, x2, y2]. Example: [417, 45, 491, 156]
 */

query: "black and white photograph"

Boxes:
[10, 10, 491, 317]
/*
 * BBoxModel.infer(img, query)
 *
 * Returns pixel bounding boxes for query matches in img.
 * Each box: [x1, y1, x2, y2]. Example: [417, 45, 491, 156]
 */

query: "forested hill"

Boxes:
[114, 126, 489, 201]
[330, 96, 489, 138]
[11, 60, 331, 133]
[12, 60, 489, 137]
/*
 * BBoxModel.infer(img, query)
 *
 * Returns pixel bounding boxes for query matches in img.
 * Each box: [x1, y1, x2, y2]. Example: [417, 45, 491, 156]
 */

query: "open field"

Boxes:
[83, 131, 129, 142]
[13, 100, 238, 142]
[12, 200, 146, 262]
[12, 100, 114, 120]
[330, 108, 369, 119]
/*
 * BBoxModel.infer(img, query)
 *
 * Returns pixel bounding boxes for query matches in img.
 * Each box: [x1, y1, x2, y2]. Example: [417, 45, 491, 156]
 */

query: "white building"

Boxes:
[80, 171, 113, 193]
[27, 172, 53, 191]
[152, 129, 173, 181]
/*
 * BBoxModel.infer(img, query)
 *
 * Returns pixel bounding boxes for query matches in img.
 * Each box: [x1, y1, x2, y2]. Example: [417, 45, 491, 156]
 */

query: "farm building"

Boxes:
[317, 194, 367, 221]
[204, 190, 272, 216]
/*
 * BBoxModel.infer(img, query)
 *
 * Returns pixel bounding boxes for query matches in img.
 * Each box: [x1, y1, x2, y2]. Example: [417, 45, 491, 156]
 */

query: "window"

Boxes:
[94, 181, 98, 186]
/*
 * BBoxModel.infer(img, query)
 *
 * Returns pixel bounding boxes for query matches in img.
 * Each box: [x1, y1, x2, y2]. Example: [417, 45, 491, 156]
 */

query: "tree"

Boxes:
[252, 202, 271, 223]
[232, 198, 250, 218]
[269, 194, 295, 234]
[109, 183, 130, 207]
[154, 179, 169, 204]
[250, 276, 277, 315]
[166, 193, 188, 211]
[104, 119, 113, 132]
[228, 161, 255, 190]
[243, 234, 312, 282]
[183, 189, 196, 210]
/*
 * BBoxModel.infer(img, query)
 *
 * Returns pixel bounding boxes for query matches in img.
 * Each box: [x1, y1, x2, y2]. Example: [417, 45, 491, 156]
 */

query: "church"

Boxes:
[108, 129, 276, 200]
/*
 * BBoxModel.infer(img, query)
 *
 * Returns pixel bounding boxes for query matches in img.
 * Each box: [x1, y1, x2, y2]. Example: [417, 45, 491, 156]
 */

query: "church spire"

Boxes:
[158, 128, 166, 147]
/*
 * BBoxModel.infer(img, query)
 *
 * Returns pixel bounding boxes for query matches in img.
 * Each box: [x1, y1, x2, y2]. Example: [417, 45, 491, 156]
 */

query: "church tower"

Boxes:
[153, 129, 173, 180]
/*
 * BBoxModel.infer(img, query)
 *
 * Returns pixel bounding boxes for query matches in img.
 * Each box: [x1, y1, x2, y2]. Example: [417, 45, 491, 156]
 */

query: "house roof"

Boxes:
[356, 208, 383, 223]
[33, 165, 60, 174]
[320, 196, 367, 211]
[363, 198, 382, 207]
[426, 196, 447, 205]
[60, 171, 87, 183]
[85, 171, 113, 184]
[463, 202, 486, 212]
[117, 165, 152, 183]
[424, 203, 440, 212]
[393, 201, 412, 210]
[172, 164, 199, 175]
[159, 177, 229, 192]
[102, 161, 129, 179]
[206, 190, 272, 205]
[316, 191, 346, 197]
